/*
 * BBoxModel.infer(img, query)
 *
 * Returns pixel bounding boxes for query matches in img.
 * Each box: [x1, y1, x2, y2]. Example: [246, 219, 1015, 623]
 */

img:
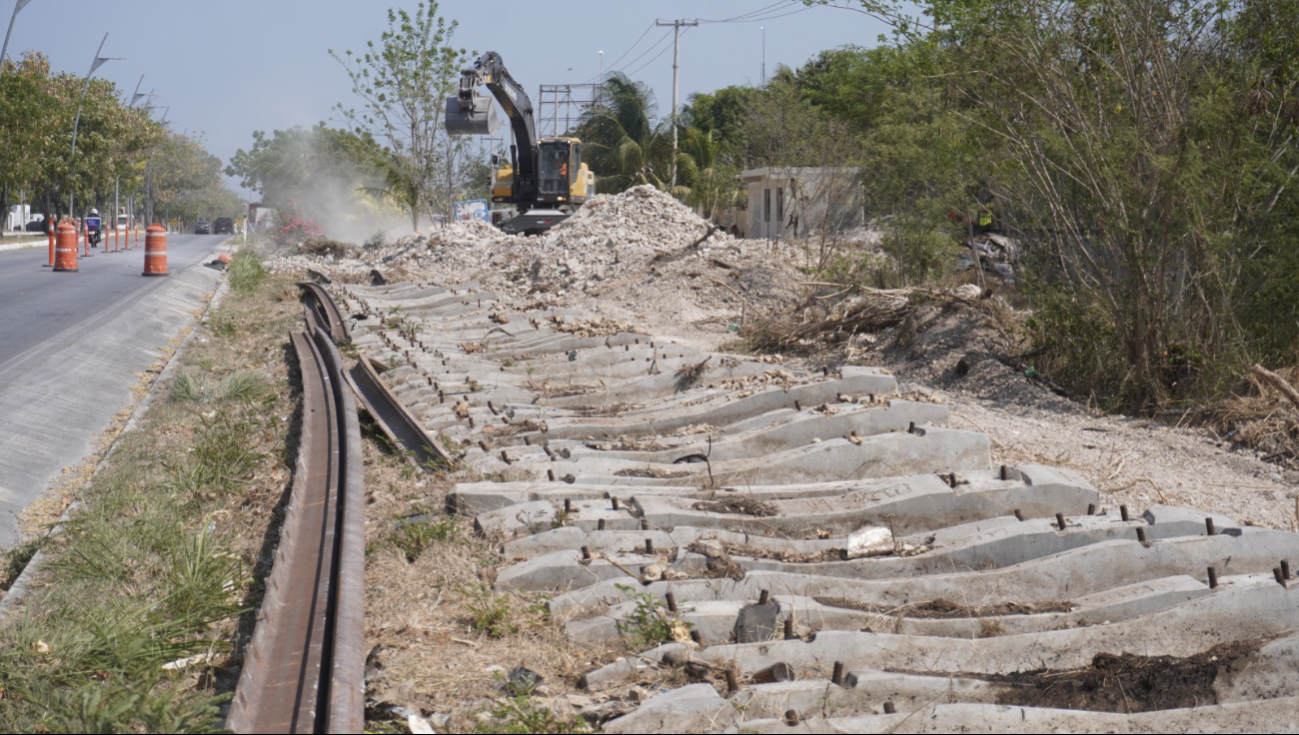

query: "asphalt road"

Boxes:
[0, 234, 229, 548]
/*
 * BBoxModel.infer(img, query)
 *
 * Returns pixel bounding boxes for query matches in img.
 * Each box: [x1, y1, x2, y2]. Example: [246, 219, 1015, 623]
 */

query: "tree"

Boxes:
[682, 85, 755, 145]
[807, 0, 1298, 410]
[226, 124, 383, 229]
[576, 73, 674, 192]
[674, 127, 742, 219]
[331, 2, 471, 230]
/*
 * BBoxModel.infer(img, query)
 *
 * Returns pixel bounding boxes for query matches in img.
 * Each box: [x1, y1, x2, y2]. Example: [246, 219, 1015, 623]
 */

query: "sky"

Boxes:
[12, 1, 893, 196]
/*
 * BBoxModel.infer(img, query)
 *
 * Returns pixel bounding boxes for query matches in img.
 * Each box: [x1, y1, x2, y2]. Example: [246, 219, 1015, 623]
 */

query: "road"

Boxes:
[0, 235, 229, 548]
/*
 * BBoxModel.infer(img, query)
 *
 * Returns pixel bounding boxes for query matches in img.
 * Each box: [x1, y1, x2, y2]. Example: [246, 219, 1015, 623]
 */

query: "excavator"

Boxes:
[445, 51, 595, 235]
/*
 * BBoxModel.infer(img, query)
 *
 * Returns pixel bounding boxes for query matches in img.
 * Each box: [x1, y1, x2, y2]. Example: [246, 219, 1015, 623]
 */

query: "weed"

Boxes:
[615, 584, 691, 650]
[160, 526, 244, 628]
[221, 369, 267, 403]
[208, 310, 239, 339]
[391, 514, 458, 562]
[227, 249, 266, 294]
[170, 411, 264, 498]
[462, 584, 517, 638]
[475, 694, 591, 734]
[170, 370, 210, 403]
[26, 680, 230, 734]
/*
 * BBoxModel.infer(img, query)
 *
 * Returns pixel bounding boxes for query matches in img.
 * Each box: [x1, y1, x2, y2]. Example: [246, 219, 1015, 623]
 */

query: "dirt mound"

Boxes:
[265, 186, 805, 348]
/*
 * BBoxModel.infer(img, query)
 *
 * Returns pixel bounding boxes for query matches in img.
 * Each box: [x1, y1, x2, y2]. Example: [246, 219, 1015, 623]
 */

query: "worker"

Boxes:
[976, 206, 993, 234]
[559, 161, 568, 178]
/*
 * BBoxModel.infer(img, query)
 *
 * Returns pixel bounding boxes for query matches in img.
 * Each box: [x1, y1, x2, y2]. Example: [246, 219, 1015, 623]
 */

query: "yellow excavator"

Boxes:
[446, 51, 596, 235]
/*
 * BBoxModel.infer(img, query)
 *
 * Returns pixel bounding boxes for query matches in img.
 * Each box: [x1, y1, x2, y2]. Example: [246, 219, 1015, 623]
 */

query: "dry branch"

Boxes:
[1252, 364, 1299, 411]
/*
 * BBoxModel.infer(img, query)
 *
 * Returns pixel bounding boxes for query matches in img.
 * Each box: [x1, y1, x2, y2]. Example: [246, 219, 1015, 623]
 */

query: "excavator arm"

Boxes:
[446, 51, 538, 205]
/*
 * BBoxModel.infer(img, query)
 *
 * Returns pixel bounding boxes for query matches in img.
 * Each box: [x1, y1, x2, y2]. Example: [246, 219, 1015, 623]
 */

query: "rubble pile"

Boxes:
[265, 185, 806, 344]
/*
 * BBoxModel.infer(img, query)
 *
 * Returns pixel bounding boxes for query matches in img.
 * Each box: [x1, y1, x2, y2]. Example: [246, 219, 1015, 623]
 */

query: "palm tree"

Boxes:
[359, 150, 426, 231]
[674, 127, 742, 219]
[577, 73, 673, 192]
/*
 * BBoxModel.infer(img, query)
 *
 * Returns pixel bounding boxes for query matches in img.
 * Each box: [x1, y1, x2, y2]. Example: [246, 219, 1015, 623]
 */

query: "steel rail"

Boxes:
[348, 353, 454, 470]
[227, 324, 364, 733]
[299, 281, 351, 345]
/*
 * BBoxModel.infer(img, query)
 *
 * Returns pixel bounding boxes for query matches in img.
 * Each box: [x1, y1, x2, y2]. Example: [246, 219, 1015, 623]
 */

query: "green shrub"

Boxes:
[227, 249, 265, 294]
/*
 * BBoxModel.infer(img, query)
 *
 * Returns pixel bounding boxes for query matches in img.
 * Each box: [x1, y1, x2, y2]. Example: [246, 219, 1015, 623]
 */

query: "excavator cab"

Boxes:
[537, 138, 583, 206]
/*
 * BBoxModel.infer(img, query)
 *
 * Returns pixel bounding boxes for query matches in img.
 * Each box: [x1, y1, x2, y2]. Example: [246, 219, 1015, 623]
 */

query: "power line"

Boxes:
[623, 27, 688, 79]
[701, 5, 816, 24]
[609, 28, 675, 78]
[694, 1, 787, 24]
[594, 22, 654, 78]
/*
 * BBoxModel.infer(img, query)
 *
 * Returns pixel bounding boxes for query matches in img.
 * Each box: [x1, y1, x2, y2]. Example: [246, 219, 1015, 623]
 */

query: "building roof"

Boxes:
[739, 166, 863, 182]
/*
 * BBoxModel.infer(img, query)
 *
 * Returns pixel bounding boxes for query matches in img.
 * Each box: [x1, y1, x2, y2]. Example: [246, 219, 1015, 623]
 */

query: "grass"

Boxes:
[615, 584, 692, 650]
[474, 693, 592, 734]
[390, 513, 458, 563]
[463, 584, 519, 638]
[0, 247, 299, 732]
[227, 249, 265, 294]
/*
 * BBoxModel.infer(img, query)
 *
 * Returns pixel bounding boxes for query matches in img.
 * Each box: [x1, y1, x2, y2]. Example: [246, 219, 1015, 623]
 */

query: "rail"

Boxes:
[299, 281, 351, 345]
[227, 319, 364, 732]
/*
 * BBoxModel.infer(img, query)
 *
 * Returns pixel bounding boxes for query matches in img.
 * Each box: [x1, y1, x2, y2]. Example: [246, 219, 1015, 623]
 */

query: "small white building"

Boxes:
[740, 167, 864, 240]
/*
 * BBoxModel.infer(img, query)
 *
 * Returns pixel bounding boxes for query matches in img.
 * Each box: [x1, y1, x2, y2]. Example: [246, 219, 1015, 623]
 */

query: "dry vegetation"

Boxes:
[359, 442, 606, 733]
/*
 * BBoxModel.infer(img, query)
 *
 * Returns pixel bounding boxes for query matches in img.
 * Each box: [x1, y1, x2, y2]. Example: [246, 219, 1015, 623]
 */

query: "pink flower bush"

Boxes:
[273, 200, 323, 247]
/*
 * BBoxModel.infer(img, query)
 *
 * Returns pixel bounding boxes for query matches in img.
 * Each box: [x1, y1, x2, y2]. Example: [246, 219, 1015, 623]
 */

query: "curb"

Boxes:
[0, 246, 235, 616]
[0, 238, 51, 253]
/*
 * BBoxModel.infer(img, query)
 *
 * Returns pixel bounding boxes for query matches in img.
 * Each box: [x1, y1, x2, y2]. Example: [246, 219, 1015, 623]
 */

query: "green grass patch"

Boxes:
[227, 249, 266, 294]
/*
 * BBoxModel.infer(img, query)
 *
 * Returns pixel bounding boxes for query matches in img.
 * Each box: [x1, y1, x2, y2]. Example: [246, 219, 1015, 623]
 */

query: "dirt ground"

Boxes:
[266, 193, 1299, 729]
[858, 300, 1299, 532]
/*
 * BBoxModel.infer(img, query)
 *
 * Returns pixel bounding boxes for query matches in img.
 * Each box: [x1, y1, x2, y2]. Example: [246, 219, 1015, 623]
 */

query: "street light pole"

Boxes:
[0, 0, 33, 76]
[115, 74, 145, 233]
[67, 32, 117, 223]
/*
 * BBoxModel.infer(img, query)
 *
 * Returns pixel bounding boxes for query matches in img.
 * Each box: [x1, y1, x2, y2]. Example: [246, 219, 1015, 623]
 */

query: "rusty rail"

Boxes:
[348, 353, 453, 470]
[228, 320, 364, 732]
[299, 281, 351, 345]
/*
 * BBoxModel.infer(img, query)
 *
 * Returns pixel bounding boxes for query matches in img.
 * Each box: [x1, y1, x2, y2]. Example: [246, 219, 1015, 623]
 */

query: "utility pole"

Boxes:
[656, 18, 697, 189]
[761, 26, 766, 85]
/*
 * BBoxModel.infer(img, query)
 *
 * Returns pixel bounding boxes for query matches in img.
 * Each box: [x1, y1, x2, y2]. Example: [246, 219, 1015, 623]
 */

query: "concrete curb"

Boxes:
[0, 238, 50, 253]
[0, 242, 235, 617]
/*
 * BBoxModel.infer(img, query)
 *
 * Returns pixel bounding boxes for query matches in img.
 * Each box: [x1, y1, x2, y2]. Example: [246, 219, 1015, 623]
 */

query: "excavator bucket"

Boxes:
[445, 93, 501, 136]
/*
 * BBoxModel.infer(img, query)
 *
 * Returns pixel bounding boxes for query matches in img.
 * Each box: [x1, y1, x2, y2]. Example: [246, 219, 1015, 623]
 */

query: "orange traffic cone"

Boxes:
[53, 221, 78, 272]
[143, 224, 168, 277]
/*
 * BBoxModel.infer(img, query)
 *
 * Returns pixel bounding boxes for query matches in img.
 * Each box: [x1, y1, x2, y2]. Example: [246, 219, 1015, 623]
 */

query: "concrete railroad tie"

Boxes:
[341, 280, 1299, 734]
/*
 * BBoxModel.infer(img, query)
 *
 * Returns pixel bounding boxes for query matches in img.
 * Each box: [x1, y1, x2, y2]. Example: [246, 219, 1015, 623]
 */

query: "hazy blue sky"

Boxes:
[14, 1, 891, 194]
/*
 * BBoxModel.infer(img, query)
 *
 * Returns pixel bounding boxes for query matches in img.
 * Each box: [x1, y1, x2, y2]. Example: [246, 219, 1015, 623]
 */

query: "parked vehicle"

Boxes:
[213, 217, 235, 234]
[195, 220, 212, 234]
[24, 217, 47, 232]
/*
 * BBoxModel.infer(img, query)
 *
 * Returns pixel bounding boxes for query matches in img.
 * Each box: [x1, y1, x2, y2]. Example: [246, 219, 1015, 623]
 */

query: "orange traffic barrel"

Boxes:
[143, 224, 168, 277]
[53, 221, 78, 272]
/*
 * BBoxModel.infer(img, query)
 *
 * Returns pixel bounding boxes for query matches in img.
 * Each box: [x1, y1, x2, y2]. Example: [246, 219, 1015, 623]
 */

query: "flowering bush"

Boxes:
[272, 200, 322, 248]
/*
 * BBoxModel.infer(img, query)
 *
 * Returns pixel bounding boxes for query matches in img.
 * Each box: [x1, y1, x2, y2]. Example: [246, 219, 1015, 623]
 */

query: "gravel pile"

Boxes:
[265, 186, 805, 347]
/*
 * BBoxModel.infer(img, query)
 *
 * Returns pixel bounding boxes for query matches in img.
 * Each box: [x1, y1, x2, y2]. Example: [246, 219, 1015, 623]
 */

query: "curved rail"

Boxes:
[227, 326, 364, 734]
[299, 281, 351, 345]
